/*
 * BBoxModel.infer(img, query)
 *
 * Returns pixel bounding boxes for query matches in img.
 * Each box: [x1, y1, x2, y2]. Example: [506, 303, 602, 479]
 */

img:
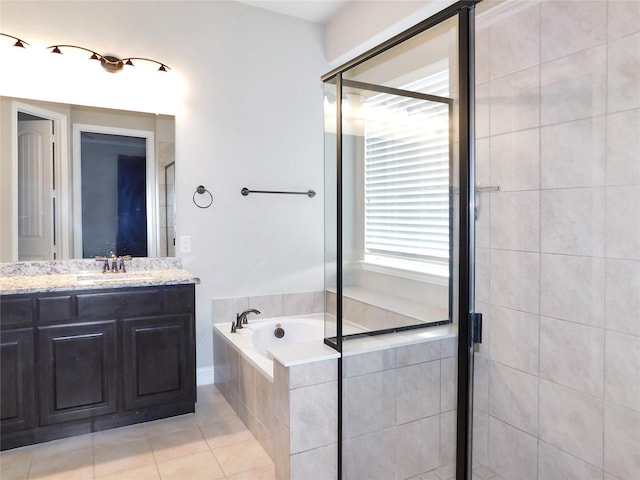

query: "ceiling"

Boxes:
[235, 0, 352, 24]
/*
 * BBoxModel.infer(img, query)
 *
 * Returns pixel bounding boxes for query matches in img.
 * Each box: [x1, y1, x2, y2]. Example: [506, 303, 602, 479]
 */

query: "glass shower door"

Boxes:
[322, 4, 479, 477]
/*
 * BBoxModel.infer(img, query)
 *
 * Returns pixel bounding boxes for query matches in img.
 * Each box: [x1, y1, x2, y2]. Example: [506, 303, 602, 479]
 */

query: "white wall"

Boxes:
[0, 0, 326, 373]
[325, 0, 456, 67]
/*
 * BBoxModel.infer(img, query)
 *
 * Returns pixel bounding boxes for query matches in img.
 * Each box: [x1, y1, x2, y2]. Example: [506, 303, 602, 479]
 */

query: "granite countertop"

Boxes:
[0, 258, 200, 295]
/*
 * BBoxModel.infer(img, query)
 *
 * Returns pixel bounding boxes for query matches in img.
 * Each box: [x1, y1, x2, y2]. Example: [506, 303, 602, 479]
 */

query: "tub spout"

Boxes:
[236, 309, 261, 330]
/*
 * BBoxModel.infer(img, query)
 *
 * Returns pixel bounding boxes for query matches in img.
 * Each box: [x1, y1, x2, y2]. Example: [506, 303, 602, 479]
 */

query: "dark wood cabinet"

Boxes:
[38, 321, 118, 425]
[0, 284, 195, 450]
[123, 314, 194, 410]
[0, 328, 36, 434]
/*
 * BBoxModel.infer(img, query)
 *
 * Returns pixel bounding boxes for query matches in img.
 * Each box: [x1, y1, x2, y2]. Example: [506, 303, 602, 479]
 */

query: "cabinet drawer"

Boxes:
[77, 289, 162, 319]
[163, 285, 195, 313]
[37, 296, 74, 323]
[1, 297, 33, 327]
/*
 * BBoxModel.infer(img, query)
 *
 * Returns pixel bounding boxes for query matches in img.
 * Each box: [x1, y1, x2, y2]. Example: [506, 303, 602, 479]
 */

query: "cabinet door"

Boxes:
[1, 329, 36, 433]
[122, 314, 195, 410]
[38, 321, 117, 425]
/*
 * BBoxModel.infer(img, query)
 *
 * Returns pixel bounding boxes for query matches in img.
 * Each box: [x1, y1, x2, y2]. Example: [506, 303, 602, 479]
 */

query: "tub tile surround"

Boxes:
[212, 291, 324, 326]
[213, 288, 458, 480]
[474, 1, 640, 479]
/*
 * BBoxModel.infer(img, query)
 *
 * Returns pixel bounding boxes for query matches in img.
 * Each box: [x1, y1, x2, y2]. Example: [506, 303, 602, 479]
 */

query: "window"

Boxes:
[363, 71, 451, 276]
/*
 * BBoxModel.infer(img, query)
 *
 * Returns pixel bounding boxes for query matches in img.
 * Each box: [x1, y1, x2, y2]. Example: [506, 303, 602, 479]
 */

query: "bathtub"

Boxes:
[214, 313, 331, 378]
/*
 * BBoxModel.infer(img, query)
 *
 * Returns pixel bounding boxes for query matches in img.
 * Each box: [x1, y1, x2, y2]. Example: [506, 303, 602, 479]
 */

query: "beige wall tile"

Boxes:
[343, 370, 395, 438]
[606, 186, 640, 260]
[541, 45, 606, 125]
[608, 0, 640, 40]
[396, 416, 440, 479]
[607, 32, 640, 113]
[289, 381, 337, 453]
[541, 117, 606, 189]
[490, 191, 540, 252]
[490, 249, 539, 314]
[343, 429, 396, 480]
[540, 254, 605, 327]
[489, 2, 540, 80]
[541, 187, 606, 257]
[249, 294, 283, 319]
[538, 442, 603, 480]
[607, 109, 640, 186]
[289, 444, 337, 480]
[540, 317, 604, 397]
[605, 331, 640, 413]
[541, 1, 606, 62]
[488, 417, 538, 480]
[490, 306, 539, 374]
[490, 67, 541, 135]
[396, 361, 440, 424]
[490, 128, 540, 192]
[605, 259, 640, 336]
[539, 380, 603, 467]
[489, 363, 539, 436]
[604, 402, 640, 480]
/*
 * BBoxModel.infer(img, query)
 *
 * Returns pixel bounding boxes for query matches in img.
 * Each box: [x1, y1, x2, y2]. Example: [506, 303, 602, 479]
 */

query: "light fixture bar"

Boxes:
[47, 44, 170, 73]
[0, 32, 29, 48]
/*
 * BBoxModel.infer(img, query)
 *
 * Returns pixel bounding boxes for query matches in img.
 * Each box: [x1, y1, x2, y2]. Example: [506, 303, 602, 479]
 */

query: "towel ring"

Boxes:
[193, 185, 213, 209]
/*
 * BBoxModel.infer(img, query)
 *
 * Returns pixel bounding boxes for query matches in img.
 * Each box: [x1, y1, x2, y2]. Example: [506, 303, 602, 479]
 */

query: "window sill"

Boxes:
[360, 257, 449, 287]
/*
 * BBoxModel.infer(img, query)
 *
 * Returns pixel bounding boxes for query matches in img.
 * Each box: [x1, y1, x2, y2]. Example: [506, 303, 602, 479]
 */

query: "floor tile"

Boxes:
[93, 437, 155, 478]
[149, 427, 210, 463]
[226, 464, 276, 480]
[156, 450, 225, 479]
[199, 417, 255, 450]
[145, 414, 198, 438]
[94, 463, 160, 480]
[30, 434, 93, 464]
[1, 384, 274, 480]
[28, 446, 93, 480]
[213, 439, 273, 477]
[92, 423, 147, 449]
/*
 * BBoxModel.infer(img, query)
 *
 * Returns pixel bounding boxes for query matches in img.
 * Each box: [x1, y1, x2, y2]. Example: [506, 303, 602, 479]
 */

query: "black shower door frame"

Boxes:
[321, 2, 481, 479]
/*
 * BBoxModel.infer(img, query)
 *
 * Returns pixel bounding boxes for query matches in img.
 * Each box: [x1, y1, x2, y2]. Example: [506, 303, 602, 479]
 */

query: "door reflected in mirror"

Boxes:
[77, 129, 150, 258]
[1, 96, 175, 261]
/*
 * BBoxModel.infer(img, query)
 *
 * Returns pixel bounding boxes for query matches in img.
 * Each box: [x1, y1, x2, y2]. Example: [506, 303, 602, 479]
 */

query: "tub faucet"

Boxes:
[235, 309, 261, 330]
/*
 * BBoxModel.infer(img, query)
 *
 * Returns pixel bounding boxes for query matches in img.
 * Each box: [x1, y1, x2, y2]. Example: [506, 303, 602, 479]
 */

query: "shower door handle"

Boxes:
[470, 312, 483, 344]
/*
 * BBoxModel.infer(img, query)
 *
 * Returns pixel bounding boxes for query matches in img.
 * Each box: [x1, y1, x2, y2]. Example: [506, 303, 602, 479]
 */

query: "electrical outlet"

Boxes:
[179, 235, 191, 253]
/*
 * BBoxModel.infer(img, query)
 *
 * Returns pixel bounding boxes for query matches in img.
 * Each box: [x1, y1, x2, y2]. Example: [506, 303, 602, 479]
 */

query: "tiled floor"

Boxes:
[0, 385, 274, 480]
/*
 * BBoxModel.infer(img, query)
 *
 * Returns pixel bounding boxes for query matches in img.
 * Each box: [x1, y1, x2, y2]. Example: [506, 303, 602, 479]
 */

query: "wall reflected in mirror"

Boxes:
[0, 96, 175, 261]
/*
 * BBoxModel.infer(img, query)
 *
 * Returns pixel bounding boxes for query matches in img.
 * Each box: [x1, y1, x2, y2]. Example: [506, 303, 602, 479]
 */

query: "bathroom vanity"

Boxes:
[0, 260, 199, 450]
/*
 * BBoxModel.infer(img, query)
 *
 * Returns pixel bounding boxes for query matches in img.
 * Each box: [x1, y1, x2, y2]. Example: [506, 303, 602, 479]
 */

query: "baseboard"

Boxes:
[196, 366, 215, 386]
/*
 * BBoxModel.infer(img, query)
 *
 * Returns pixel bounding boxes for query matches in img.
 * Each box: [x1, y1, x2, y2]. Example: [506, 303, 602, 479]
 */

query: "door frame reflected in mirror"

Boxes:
[11, 100, 71, 260]
[72, 124, 158, 259]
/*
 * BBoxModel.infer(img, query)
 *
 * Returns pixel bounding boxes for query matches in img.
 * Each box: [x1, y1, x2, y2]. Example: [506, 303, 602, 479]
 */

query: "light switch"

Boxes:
[179, 235, 191, 253]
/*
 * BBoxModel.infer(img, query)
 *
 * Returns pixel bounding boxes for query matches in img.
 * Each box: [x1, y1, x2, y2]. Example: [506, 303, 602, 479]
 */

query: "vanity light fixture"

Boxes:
[0, 33, 29, 48]
[47, 44, 170, 73]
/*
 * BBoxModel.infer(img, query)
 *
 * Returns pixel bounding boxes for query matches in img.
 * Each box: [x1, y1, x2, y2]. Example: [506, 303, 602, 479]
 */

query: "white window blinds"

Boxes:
[363, 71, 451, 271]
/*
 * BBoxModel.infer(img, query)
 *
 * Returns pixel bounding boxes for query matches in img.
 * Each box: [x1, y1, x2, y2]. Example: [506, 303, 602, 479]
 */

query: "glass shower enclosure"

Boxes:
[322, 2, 480, 479]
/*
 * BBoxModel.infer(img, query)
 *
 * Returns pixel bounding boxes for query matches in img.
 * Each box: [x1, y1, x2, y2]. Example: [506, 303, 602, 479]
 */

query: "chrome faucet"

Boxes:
[232, 308, 261, 332]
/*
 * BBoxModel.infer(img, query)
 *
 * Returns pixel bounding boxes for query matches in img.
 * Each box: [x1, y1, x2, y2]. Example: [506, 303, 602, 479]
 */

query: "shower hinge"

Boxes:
[470, 312, 483, 344]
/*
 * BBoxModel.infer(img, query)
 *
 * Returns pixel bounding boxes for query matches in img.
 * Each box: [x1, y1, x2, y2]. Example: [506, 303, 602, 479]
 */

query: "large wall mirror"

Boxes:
[0, 96, 176, 262]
